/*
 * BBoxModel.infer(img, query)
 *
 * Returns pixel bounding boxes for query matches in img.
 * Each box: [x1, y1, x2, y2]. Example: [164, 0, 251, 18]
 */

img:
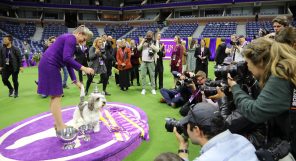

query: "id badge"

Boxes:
[5, 58, 9, 65]
[172, 55, 176, 61]
[99, 59, 104, 66]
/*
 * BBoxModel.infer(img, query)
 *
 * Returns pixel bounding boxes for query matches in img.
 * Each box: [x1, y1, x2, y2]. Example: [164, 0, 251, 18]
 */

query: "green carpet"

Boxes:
[0, 60, 215, 161]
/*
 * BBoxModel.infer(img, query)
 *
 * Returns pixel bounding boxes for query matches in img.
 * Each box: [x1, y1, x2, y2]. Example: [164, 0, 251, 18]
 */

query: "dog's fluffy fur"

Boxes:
[72, 85, 106, 132]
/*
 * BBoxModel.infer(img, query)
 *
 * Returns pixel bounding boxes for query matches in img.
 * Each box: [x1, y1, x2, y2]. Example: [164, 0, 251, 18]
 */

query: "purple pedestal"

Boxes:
[0, 102, 149, 161]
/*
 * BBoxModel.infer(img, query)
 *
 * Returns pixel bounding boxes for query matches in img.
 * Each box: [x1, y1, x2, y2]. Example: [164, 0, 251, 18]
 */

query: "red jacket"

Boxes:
[116, 47, 132, 71]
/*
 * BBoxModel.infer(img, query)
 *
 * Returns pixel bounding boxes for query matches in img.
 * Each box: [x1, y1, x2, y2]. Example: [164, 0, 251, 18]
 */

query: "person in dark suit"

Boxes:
[0, 35, 23, 98]
[105, 36, 115, 78]
[215, 37, 227, 65]
[130, 39, 141, 86]
[74, 41, 88, 83]
[155, 33, 165, 89]
[194, 39, 211, 77]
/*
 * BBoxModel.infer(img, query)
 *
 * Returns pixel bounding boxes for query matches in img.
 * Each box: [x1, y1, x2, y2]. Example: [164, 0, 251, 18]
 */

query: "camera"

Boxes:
[214, 61, 248, 80]
[165, 118, 185, 135]
[148, 48, 154, 57]
[230, 40, 240, 46]
[256, 139, 291, 161]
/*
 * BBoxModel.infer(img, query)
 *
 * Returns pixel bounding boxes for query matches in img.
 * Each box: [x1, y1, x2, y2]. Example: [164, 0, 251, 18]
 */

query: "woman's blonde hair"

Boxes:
[175, 35, 181, 44]
[73, 25, 93, 41]
[243, 37, 296, 87]
[92, 37, 103, 48]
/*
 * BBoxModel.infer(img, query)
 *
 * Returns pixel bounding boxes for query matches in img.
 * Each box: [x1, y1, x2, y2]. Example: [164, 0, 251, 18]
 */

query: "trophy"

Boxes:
[56, 126, 78, 150]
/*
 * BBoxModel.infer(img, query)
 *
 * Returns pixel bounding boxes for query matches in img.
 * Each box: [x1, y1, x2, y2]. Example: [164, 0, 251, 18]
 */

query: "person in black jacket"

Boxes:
[105, 35, 115, 78]
[194, 39, 211, 76]
[155, 33, 165, 89]
[74, 41, 88, 83]
[0, 35, 23, 98]
[214, 37, 227, 65]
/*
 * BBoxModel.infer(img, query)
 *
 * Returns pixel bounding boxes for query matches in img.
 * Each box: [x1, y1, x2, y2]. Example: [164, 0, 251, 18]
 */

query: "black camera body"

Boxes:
[230, 40, 240, 46]
[148, 48, 154, 57]
[173, 71, 195, 89]
[165, 118, 185, 135]
[256, 139, 291, 161]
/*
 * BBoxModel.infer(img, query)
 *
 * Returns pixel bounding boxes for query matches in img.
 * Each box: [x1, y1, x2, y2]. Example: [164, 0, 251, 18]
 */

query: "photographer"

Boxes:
[228, 37, 296, 160]
[194, 39, 211, 76]
[85, 37, 110, 95]
[138, 30, 159, 95]
[225, 34, 244, 62]
[179, 71, 209, 116]
[173, 103, 258, 161]
[159, 71, 194, 108]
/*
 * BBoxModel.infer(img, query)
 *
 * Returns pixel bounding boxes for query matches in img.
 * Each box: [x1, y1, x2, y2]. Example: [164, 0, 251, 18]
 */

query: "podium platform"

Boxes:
[0, 102, 149, 161]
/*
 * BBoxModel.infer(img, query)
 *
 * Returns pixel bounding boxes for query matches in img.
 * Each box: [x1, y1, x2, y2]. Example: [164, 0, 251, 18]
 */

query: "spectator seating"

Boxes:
[104, 24, 133, 39]
[41, 24, 68, 40]
[0, 21, 36, 40]
[162, 23, 198, 38]
[200, 22, 237, 38]
[246, 21, 273, 38]
[124, 23, 164, 40]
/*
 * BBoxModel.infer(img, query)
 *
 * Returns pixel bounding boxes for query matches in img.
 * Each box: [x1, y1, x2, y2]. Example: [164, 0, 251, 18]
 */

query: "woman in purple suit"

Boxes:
[38, 25, 94, 133]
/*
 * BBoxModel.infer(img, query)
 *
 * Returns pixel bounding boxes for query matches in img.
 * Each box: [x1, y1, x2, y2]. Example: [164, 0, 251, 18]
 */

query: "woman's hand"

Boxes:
[74, 81, 82, 89]
[95, 48, 100, 54]
[81, 66, 94, 75]
[208, 87, 225, 100]
[227, 73, 237, 87]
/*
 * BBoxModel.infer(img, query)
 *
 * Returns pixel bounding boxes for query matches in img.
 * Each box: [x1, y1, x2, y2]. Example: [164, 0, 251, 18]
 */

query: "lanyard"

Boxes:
[6, 48, 11, 59]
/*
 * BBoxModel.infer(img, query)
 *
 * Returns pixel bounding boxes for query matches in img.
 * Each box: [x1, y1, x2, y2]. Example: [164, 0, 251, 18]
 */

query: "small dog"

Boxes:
[72, 85, 106, 132]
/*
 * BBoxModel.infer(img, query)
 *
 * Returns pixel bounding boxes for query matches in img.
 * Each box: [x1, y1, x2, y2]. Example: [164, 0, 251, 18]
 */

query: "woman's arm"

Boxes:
[62, 36, 82, 71]
[231, 76, 291, 123]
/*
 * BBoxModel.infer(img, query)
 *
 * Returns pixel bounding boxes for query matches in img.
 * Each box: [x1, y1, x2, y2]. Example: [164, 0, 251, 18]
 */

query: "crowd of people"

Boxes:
[0, 15, 296, 161]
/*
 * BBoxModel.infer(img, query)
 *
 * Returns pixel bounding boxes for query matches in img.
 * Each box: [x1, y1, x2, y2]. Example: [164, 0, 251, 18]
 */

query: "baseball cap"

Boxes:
[179, 103, 220, 127]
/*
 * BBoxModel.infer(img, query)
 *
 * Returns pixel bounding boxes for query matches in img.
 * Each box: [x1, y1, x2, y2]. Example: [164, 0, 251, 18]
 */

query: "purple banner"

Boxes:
[160, 38, 189, 59]
[160, 38, 176, 59]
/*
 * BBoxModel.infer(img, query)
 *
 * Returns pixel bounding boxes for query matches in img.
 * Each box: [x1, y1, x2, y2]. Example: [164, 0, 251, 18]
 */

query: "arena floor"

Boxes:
[0, 60, 215, 160]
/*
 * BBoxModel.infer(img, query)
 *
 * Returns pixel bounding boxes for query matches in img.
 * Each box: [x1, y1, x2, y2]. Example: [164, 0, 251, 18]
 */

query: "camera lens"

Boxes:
[165, 118, 184, 134]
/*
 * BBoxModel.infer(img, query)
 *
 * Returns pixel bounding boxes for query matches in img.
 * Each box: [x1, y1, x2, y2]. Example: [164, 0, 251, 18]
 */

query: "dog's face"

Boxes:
[88, 93, 106, 111]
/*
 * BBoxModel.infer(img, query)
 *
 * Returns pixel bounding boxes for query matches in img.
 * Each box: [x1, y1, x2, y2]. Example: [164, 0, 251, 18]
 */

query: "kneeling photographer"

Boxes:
[166, 103, 259, 160]
[179, 70, 213, 116]
[227, 37, 296, 160]
[159, 71, 196, 108]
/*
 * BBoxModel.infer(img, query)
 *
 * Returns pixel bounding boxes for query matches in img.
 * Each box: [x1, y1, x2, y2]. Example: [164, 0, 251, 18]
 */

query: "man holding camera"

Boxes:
[138, 30, 159, 95]
[174, 103, 258, 161]
[160, 71, 198, 108]
[225, 34, 244, 62]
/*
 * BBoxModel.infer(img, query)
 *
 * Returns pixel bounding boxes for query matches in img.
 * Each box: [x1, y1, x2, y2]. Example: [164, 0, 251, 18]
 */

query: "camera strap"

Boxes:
[232, 48, 237, 61]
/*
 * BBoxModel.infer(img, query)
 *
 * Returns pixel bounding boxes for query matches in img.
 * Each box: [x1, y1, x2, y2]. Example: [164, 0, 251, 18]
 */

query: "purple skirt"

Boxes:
[37, 58, 63, 96]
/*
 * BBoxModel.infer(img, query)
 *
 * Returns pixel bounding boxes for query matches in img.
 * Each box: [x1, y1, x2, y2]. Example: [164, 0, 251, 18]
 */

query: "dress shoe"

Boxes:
[9, 89, 14, 97]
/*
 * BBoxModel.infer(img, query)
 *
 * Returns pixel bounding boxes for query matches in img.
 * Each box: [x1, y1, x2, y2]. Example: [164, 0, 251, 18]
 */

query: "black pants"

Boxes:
[106, 60, 113, 77]
[130, 64, 140, 84]
[1, 67, 19, 94]
[155, 68, 163, 89]
[85, 72, 108, 93]
[195, 63, 208, 77]
[119, 69, 130, 89]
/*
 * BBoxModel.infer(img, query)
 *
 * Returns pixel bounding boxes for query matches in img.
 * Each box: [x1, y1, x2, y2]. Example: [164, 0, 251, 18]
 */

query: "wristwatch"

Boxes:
[178, 149, 189, 154]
